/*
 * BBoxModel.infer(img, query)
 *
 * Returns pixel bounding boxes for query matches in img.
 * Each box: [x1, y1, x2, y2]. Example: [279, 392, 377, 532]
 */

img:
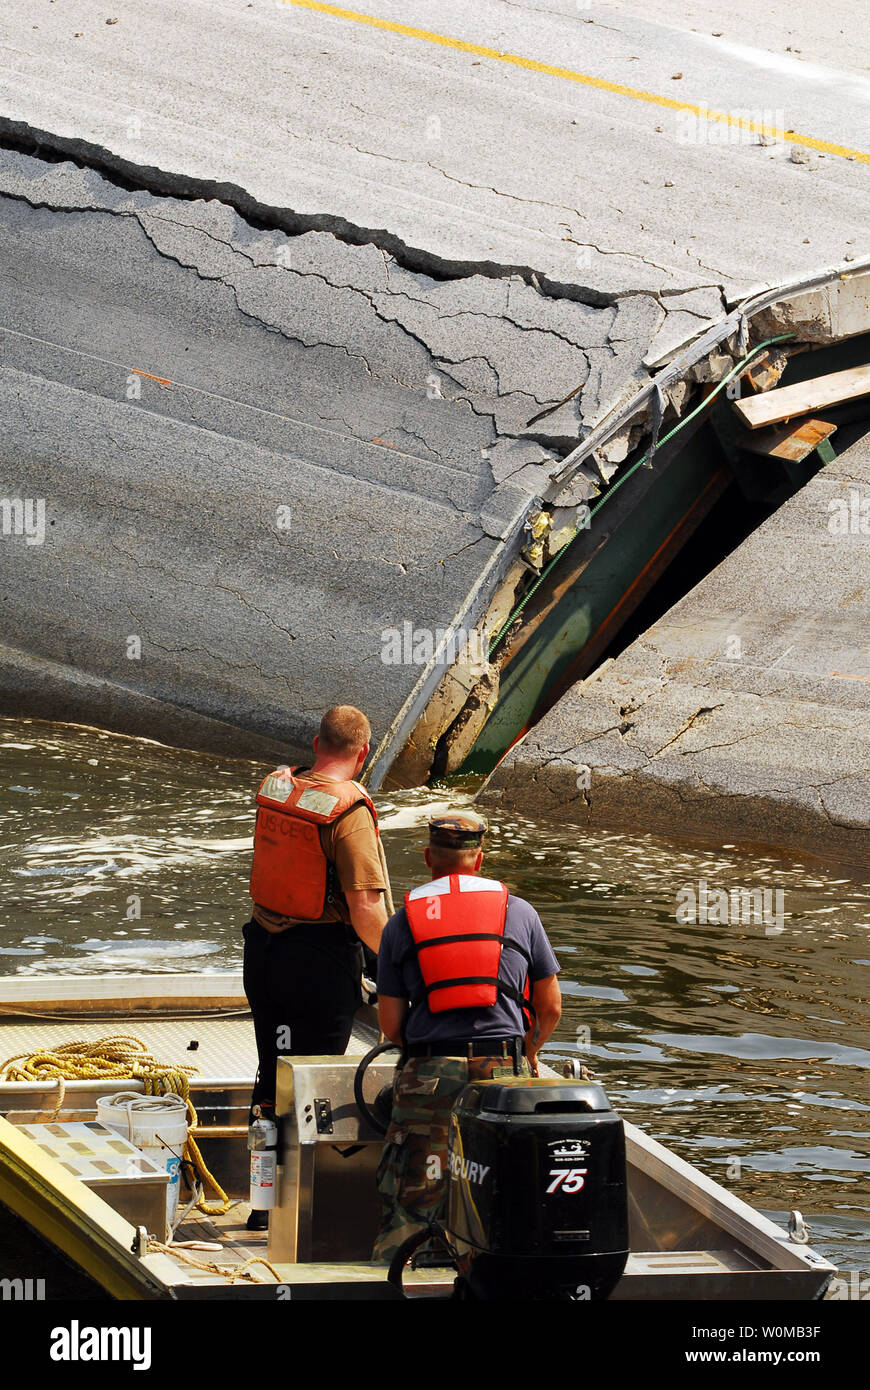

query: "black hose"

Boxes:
[353, 1040, 400, 1136]
[387, 1222, 456, 1297]
[387, 1228, 432, 1294]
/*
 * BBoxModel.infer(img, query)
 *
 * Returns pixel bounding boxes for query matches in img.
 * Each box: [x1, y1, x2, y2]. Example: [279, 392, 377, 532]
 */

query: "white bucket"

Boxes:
[97, 1091, 189, 1232]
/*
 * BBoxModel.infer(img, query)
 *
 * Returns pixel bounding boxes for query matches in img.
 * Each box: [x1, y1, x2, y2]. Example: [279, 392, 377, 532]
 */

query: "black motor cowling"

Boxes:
[445, 1078, 629, 1300]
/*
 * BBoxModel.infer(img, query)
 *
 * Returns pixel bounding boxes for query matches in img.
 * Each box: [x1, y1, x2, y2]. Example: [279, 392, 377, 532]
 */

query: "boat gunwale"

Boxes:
[0, 971, 247, 1011]
[0, 1112, 177, 1300]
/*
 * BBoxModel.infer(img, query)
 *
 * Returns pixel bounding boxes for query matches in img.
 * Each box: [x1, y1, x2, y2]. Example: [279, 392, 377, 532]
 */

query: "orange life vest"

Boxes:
[249, 766, 378, 920]
[404, 873, 532, 1021]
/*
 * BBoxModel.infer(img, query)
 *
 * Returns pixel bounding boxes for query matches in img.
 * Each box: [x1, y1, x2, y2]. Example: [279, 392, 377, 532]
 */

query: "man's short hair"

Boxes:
[318, 705, 371, 755]
[427, 843, 482, 874]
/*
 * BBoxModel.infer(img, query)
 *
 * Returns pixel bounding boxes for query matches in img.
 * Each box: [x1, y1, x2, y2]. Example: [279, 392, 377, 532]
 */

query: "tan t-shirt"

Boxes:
[252, 771, 386, 934]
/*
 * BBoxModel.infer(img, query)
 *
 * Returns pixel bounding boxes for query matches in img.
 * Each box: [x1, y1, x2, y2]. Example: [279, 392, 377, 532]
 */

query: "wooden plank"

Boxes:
[740, 418, 837, 463]
[733, 362, 870, 429]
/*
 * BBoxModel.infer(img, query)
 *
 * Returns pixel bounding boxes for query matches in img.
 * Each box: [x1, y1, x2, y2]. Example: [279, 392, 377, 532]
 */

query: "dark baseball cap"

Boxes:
[428, 813, 487, 849]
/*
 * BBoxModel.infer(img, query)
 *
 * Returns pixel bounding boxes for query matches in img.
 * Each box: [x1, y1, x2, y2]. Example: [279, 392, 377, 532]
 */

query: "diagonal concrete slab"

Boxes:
[481, 431, 870, 867]
[0, 148, 686, 759]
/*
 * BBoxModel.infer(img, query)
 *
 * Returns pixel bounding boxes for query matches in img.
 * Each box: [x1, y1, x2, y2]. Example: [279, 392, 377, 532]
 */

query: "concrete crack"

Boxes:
[133, 215, 381, 380]
[0, 119, 669, 308]
[561, 235, 684, 281]
[650, 704, 726, 758]
[426, 161, 587, 223]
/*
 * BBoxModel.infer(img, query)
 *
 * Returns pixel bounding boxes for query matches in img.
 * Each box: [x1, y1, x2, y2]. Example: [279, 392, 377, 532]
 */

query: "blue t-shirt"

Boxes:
[377, 886, 560, 1045]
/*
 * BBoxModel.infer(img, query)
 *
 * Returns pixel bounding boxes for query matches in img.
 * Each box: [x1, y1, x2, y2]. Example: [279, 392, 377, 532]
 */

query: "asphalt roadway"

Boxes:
[2, 0, 870, 297]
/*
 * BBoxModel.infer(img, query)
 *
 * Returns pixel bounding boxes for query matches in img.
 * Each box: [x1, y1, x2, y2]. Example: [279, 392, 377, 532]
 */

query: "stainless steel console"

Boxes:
[269, 1056, 397, 1264]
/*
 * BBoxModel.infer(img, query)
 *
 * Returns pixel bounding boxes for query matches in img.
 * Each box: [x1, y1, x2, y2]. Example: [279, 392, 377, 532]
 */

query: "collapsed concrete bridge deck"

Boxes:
[0, 144, 710, 763]
[1, 0, 870, 864]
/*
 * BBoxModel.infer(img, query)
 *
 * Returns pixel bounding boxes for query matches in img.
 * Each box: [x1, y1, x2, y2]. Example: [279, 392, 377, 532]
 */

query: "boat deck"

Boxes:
[167, 1206, 275, 1283]
[0, 978, 838, 1300]
[0, 1015, 260, 1086]
[159, 1204, 771, 1298]
[0, 1012, 377, 1090]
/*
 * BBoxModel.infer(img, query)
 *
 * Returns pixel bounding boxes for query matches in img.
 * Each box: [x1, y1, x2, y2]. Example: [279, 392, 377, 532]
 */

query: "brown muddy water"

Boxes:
[1, 716, 868, 1275]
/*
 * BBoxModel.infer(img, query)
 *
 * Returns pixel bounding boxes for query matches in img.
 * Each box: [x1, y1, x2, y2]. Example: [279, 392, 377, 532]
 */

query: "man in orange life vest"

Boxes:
[244, 705, 387, 1130]
[371, 812, 562, 1262]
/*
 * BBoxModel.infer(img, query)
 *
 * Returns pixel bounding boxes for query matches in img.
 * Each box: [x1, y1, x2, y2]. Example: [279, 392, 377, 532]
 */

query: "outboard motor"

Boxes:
[446, 1078, 628, 1300]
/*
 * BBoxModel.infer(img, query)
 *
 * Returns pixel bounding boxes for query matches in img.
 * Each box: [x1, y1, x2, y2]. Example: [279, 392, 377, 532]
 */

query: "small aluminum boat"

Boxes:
[0, 974, 837, 1300]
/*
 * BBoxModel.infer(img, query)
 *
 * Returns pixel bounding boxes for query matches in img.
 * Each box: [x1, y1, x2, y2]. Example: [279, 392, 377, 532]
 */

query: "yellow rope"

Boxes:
[161, 1071, 232, 1217]
[146, 1238, 282, 1284]
[0, 1035, 231, 1215]
[0, 1034, 181, 1082]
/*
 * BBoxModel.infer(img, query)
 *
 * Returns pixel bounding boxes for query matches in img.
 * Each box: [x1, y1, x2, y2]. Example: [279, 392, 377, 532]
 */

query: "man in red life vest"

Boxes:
[371, 812, 562, 1263]
[244, 706, 388, 1228]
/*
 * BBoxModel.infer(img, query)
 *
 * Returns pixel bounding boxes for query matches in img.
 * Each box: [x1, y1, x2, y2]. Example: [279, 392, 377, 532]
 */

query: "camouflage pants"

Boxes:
[371, 1051, 530, 1264]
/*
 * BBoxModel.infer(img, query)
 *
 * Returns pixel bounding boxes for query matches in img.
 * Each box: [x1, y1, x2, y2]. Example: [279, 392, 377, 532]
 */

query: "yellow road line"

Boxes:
[283, 0, 870, 165]
[131, 368, 173, 386]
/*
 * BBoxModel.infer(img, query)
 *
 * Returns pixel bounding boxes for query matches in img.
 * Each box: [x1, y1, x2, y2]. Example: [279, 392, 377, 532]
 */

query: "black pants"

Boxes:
[242, 917, 362, 1113]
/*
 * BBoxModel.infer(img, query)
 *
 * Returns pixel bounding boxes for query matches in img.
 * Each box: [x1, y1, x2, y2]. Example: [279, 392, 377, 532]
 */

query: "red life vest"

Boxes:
[249, 766, 378, 920]
[404, 873, 532, 1021]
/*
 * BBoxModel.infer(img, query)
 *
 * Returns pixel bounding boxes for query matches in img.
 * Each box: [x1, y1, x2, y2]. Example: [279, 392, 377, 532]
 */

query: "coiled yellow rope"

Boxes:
[0, 1035, 231, 1215]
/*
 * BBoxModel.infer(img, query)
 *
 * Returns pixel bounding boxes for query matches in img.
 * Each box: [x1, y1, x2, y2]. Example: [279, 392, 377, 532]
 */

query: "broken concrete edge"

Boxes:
[365, 498, 530, 790]
[479, 764, 870, 880]
[0, 116, 646, 312]
[554, 257, 870, 496]
[373, 262, 870, 789]
[380, 554, 529, 789]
